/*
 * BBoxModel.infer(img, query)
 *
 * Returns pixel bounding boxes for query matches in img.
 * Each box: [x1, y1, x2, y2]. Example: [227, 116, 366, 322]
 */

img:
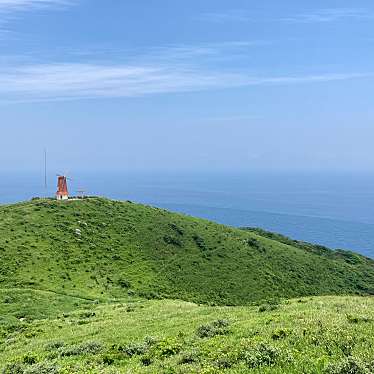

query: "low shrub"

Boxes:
[79, 311, 96, 319]
[325, 357, 370, 374]
[163, 235, 182, 247]
[258, 299, 281, 312]
[2, 363, 24, 374]
[119, 342, 147, 357]
[118, 278, 131, 289]
[196, 319, 230, 338]
[2, 362, 59, 374]
[118, 336, 157, 358]
[272, 328, 288, 340]
[45, 341, 65, 351]
[335, 336, 357, 357]
[102, 355, 115, 365]
[60, 341, 102, 357]
[153, 337, 182, 358]
[125, 305, 136, 313]
[22, 355, 37, 365]
[214, 357, 234, 369]
[244, 238, 262, 251]
[346, 314, 372, 324]
[3, 296, 13, 304]
[138, 290, 162, 300]
[241, 343, 282, 368]
[24, 363, 59, 374]
[169, 223, 184, 236]
[192, 235, 206, 251]
[179, 349, 200, 365]
[140, 356, 152, 366]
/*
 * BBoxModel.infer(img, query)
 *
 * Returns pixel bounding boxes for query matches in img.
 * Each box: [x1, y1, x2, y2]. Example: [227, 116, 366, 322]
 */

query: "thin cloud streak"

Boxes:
[197, 10, 253, 23]
[0, 62, 370, 103]
[0, 0, 74, 35]
[282, 8, 373, 23]
[199, 8, 373, 24]
[0, 0, 73, 12]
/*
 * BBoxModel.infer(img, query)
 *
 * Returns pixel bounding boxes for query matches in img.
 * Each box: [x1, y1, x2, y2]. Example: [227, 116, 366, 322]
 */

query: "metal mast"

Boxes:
[44, 148, 47, 189]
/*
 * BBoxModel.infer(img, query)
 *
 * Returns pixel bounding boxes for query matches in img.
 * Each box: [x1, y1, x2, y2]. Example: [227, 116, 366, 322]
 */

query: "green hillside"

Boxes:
[0, 198, 373, 305]
[1, 198, 374, 373]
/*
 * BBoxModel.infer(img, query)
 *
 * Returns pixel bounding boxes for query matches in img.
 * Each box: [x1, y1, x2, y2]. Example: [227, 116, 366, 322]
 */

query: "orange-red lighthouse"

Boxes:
[56, 176, 69, 200]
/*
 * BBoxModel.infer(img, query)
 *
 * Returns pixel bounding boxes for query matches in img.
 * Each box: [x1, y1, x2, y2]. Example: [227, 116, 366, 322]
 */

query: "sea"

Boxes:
[1, 171, 373, 259]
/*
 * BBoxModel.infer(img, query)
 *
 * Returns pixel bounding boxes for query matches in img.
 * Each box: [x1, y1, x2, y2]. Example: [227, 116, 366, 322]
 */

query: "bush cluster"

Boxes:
[196, 319, 230, 338]
[325, 356, 373, 374]
[240, 343, 282, 368]
[258, 298, 281, 312]
[2, 362, 59, 374]
[117, 336, 157, 358]
[59, 341, 102, 357]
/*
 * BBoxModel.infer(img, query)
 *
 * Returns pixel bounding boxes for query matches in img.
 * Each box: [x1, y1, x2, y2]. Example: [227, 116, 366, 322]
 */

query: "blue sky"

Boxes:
[1, 0, 374, 173]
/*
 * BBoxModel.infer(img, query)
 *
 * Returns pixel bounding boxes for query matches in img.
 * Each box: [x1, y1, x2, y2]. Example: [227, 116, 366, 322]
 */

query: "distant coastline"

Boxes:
[1, 171, 374, 258]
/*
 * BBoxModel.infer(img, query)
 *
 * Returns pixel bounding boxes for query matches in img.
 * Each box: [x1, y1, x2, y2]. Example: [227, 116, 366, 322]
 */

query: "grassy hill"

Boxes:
[1, 198, 374, 373]
[0, 197, 373, 306]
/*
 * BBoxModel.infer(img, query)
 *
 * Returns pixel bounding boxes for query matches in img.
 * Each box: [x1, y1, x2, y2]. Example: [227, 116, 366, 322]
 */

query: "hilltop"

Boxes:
[0, 197, 373, 305]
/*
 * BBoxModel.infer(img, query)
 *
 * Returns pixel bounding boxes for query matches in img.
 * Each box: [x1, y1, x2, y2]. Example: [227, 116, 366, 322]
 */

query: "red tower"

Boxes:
[56, 176, 69, 200]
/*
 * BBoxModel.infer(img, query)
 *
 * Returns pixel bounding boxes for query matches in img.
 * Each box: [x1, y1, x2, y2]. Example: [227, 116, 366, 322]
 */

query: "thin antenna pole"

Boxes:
[44, 148, 47, 189]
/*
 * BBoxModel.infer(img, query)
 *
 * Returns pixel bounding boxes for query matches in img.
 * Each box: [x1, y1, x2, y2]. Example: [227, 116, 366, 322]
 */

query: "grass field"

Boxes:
[1, 291, 373, 373]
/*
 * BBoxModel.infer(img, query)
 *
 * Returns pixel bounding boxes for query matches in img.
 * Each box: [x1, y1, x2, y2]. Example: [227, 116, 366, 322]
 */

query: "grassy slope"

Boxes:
[0, 198, 373, 306]
[1, 198, 374, 373]
[0, 291, 373, 373]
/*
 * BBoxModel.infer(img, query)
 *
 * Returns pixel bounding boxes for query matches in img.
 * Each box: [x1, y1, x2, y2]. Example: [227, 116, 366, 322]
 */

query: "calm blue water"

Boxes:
[1, 171, 373, 258]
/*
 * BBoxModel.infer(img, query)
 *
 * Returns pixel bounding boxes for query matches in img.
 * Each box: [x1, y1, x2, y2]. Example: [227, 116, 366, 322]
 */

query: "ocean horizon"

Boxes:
[1, 171, 373, 258]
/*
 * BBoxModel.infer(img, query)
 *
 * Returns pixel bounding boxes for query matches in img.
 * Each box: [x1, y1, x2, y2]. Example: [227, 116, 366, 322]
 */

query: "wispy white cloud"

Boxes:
[133, 41, 270, 67]
[0, 0, 72, 13]
[0, 61, 369, 103]
[197, 10, 253, 23]
[199, 8, 373, 24]
[0, 62, 242, 102]
[197, 115, 262, 123]
[282, 8, 373, 23]
[0, 40, 370, 103]
[0, 0, 74, 36]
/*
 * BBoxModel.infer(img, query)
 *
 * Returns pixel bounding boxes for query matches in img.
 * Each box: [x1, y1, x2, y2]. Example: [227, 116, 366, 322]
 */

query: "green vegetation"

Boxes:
[243, 227, 373, 265]
[0, 198, 373, 372]
[0, 198, 373, 305]
[0, 293, 374, 373]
